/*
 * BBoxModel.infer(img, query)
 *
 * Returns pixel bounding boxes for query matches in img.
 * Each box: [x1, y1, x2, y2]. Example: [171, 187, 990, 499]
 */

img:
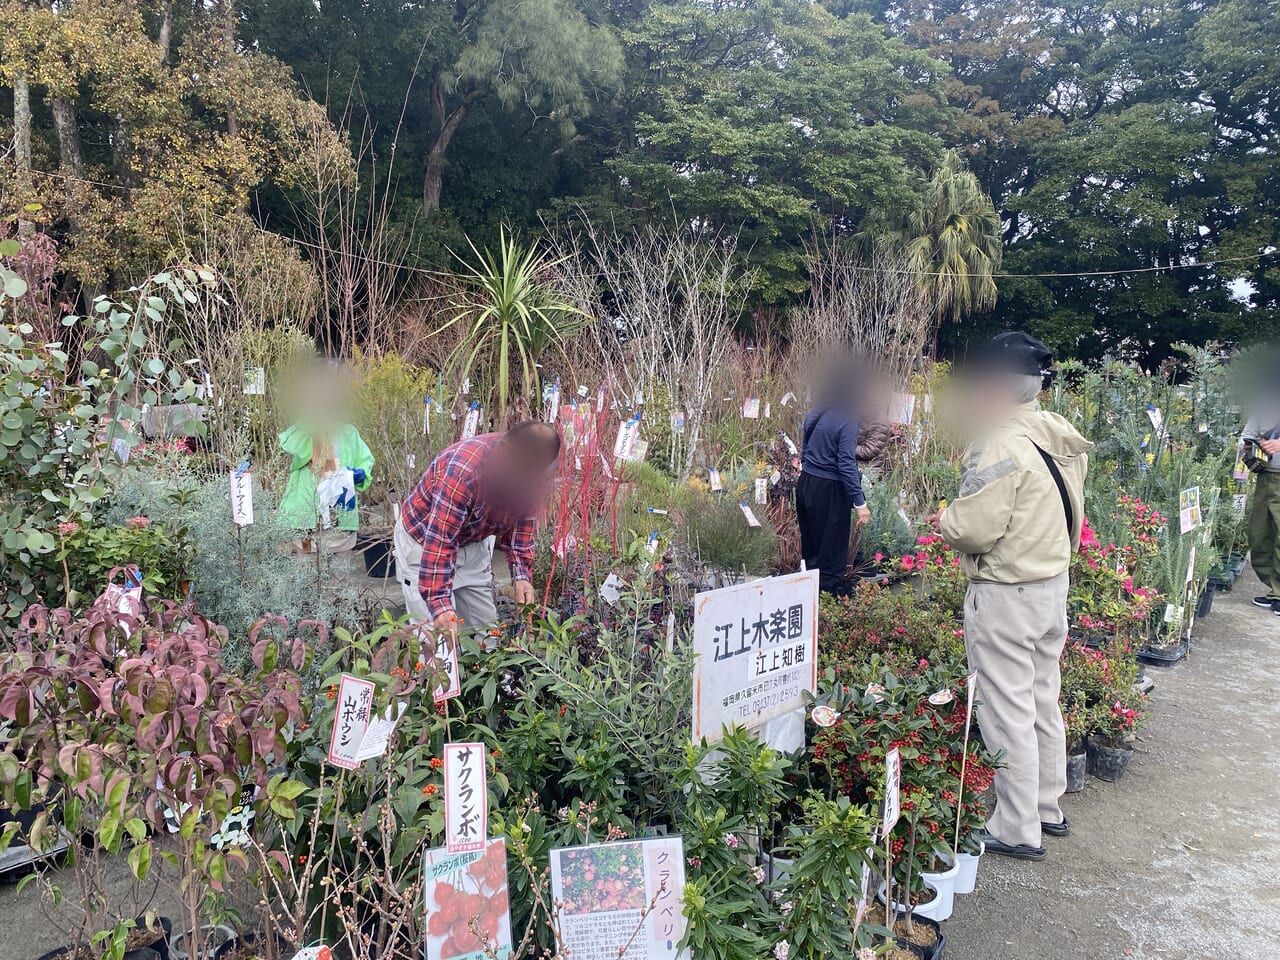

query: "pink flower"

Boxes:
[687, 856, 702, 869]
[874, 552, 884, 563]
[918, 658, 929, 669]
[901, 555, 917, 571]
[1123, 577, 1134, 593]
[723, 833, 740, 849]
[125, 516, 151, 529]
[57, 521, 79, 536]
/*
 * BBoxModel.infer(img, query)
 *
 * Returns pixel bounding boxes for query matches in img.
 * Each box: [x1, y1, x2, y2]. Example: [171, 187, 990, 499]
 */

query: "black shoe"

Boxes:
[1272, 602, 1280, 617]
[980, 830, 1046, 861]
[1254, 595, 1277, 608]
[1041, 818, 1070, 838]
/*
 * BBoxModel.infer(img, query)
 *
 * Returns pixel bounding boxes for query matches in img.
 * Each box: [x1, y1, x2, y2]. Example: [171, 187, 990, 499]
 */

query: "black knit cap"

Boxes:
[969, 330, 1055, 382]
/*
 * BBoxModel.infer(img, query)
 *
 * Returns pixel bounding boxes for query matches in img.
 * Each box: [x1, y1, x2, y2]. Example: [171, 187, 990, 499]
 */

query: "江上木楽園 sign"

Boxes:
[691, 569, 819, 743]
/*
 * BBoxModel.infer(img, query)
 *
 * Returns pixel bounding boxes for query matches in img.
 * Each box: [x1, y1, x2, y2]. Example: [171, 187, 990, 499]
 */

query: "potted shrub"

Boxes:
[1086, 692, 1144, 783]
[1062, 702, 1094, 794]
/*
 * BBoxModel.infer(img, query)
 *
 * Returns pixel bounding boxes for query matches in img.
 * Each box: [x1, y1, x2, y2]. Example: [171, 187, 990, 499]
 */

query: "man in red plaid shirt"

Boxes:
[394, 421, 560, 635]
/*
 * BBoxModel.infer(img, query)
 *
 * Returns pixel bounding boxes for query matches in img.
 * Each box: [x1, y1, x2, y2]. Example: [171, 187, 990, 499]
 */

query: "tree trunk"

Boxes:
[422, 75, 478, 214]
[158, 0, 174, 63]
[13, 69, 34, 237]
[50, 99, 85, 180]
[112, 114, 133, 188]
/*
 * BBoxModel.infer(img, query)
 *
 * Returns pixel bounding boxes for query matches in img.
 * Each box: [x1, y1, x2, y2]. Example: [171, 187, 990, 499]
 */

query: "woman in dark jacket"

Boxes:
[796, 360, 869, 596]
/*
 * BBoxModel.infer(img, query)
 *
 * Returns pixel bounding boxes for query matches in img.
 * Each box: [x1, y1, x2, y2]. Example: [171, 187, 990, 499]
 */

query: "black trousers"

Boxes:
[795, 472, 852, 596]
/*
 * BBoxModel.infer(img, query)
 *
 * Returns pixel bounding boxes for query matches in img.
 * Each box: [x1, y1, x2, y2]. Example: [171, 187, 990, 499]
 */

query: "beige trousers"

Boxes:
[964, 573, 1069, 848]
[393, 514, 499, 631]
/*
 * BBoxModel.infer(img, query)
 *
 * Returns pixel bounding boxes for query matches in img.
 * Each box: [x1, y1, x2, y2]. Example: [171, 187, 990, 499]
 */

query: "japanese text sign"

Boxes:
[423, 838, 512, 960]
[230, 469, 254, 526]
[691, 569, 819, 743]
[444, 742, 488, 853]
[550, 837, 687, 960]
[327, 674, 375, 770]
[882, 746, 901, 836]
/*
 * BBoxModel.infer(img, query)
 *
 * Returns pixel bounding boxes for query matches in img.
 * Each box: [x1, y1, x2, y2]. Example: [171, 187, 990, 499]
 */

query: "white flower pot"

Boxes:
[954, 841, 984, 894]
[917, 859, 959, 920]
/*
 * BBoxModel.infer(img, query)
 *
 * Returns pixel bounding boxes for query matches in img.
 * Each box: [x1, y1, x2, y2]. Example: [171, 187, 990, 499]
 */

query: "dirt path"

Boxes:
[946, 571, 1280, 959]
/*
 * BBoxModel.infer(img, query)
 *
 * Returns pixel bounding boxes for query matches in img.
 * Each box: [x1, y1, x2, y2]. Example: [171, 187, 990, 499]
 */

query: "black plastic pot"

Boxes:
[891, 912, 946, 960]
[357, 534, 395, 578]
[212, 932, 294, 960]
[1137, 640, 1188, 667]
[1065, 751, 1087, 793]
[1086, 740, 1133, 782]
[1195, 588, 1214, 619]
[891, 940, 928, 959]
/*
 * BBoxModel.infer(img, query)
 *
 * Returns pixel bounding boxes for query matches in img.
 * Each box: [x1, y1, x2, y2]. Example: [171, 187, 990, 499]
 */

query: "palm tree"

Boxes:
[440, 228, 586, 424]
[884, 150, 1004, 325]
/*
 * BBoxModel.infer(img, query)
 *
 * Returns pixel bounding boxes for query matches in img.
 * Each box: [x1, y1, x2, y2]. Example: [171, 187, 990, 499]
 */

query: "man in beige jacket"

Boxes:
[936, 331, 1092, 861]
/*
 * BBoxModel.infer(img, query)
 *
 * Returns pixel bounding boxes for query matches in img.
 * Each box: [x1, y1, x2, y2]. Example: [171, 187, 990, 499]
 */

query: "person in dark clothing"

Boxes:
[796, 360, 869, 596]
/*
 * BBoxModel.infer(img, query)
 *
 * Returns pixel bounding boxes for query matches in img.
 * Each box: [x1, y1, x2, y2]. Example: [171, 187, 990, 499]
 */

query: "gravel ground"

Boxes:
[2, 570, 1276, 959]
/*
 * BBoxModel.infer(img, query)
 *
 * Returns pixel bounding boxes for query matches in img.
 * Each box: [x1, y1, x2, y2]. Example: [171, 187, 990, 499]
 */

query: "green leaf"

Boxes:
[127, 841, 153, 881]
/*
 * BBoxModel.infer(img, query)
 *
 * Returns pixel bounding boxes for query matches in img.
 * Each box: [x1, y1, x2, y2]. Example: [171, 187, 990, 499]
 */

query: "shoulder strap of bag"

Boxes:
[802, 410, 827, 450]
[1030, 441, 1074, 539]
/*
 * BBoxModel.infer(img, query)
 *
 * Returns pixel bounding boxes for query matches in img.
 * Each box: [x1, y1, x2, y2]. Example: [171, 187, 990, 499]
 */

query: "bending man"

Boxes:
[395, 421, 559, 636]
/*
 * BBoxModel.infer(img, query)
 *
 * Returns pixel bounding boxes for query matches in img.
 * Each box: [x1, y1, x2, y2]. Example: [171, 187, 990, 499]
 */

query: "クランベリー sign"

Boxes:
[550, 837, 687, 960]
[444, 742, 488, 854]
[691, 569, 820, 743]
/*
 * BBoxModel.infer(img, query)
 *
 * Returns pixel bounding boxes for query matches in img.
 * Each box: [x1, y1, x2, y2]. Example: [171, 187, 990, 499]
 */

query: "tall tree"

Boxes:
[596, 0, 951, 302]
[873, 148, 1002, 325]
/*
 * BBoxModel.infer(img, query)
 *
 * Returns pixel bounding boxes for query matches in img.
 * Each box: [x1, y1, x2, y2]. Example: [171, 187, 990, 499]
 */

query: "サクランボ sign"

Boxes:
[691, 569, 820, 743]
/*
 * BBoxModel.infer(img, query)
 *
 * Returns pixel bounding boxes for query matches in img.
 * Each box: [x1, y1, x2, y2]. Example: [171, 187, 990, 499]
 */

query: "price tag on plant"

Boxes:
[882, 747, 901, 835]
[327, 674, 375, 770]
[430, 633, 462, 704]
[443, 742, 488, 853]
[230, 468, 254, 526]
[754, 477, 768, 504]
[1179, 486, 1202, 533]
[708, 468, 722, 492]
[780, 391, 796, 407]
[739, 501, 761, 528]
[741, 397, 760, 419]
[462, 403, 482, 440]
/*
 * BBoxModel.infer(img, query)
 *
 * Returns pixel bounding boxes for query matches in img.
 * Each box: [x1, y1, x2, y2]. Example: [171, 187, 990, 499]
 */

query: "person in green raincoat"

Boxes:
[276, 362, 375, 553]
[278, 423, 375, 553]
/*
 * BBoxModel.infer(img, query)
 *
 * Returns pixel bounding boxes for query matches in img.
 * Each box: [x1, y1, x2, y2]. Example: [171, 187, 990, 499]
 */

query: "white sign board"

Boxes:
[327, 674, 375, 770]
[882, 746, 901, 836]
[550, 837, 686, 960]
[691, 569, 820, 743]
[230, 470, 254, 526]
[1179, 486, 1202, 534]
[444, 742, 488, 853]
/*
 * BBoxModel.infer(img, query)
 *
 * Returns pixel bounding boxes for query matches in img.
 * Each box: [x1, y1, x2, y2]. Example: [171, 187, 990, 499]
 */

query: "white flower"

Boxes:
[779, 900, 793, 917]
[857, 949, 877, 960]
[750, 865, 766, 884]
[772, 942, 790, 960]
[724, 833, 741, 849]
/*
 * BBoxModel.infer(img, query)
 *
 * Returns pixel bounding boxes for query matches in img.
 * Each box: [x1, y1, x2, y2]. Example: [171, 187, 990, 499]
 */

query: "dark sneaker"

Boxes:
[1041, 818, 1070, 838]
[1254, 596, 1277, 608]
[980, 830, 1046, 861]
[1273, 602, 1280, 617]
